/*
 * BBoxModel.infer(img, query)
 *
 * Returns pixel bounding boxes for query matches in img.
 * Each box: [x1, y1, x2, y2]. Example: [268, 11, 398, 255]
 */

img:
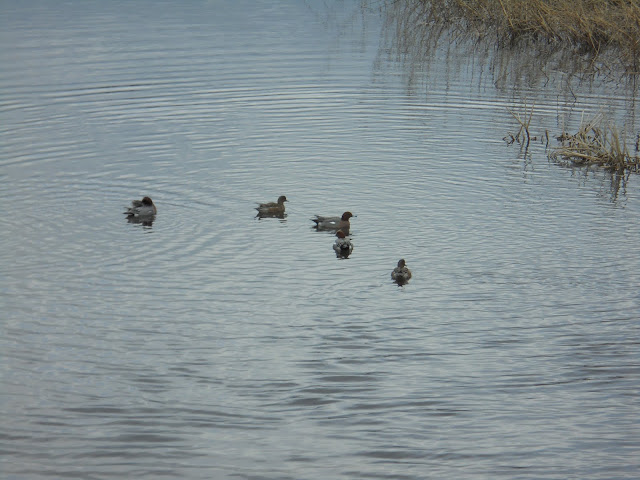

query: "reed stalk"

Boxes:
[507, 102, 535, 147]
[550, 114, 640, 172]
[403, 0, 640, 72]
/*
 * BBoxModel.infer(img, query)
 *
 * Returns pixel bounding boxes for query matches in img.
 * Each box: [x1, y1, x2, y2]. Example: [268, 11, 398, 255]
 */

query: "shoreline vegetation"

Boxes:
[505, 106, 640, 173]
[393, 0, 640, 73]
[387, 0, 640, 173]
[551, 114, 640, 172]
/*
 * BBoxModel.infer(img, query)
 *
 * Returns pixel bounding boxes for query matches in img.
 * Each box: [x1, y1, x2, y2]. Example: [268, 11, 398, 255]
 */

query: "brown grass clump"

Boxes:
[401, 0, 640, 72]
[550, 114, 640, 172]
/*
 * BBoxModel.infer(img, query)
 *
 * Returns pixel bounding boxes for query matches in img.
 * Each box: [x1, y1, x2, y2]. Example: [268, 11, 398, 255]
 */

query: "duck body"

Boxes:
[125, 196, 157, 217]
[391, 259, 412, 284]
[333, 230, 353, 256]
[256, 195, 287, 216]
[312, 211, 354, 234]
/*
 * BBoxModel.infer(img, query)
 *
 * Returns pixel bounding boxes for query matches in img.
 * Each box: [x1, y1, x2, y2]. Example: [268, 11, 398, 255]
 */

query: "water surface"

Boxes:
[1, 1, 639, 479]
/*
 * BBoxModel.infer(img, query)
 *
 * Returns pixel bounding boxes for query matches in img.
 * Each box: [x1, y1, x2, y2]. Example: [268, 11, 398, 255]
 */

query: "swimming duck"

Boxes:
[124, 196, 157, 217]
[256, 195, 287, 215]
[311, 211, 354, 234]
[333, 230, 353, 256]
[391, 259, 412, 284]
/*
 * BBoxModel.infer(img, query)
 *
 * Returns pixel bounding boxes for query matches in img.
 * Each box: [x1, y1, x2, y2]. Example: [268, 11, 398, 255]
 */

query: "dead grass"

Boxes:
[402, 0, 640, 72]
[507, 102, 535, 147]
[550, 113, 640, 171]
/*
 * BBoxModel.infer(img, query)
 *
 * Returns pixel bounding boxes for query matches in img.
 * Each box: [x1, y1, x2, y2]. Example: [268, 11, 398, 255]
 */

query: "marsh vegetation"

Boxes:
[504, 105, 640, 173]
[384, 0, 640, 180]
[388, 0, 640, 73]
[551, 114, 640, 172]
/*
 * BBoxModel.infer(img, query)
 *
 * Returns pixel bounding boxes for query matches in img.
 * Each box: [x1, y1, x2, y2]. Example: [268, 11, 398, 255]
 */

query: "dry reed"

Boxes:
[550, 114, 640, 171]
[507, 102, 535, 147]
[404, 0, 640, 72]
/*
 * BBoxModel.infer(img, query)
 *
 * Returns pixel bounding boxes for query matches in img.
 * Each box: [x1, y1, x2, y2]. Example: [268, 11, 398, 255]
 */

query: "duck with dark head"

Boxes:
[256, 195, 288, 218]
[391, 259, 412, 285]
[124, 196, 157, 218]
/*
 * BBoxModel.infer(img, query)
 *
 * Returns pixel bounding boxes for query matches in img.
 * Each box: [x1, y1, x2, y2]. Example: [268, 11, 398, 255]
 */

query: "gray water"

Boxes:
[1, 1, 639, 479]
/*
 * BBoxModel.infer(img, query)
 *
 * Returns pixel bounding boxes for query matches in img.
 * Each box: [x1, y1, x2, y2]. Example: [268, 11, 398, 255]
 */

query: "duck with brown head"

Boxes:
[333, 229, 353, 256]
[311, 211, 355, 234]
[256, 195, 287, 217]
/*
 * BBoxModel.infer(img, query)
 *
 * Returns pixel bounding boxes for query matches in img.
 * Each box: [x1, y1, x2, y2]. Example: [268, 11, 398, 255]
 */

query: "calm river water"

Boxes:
[1, 1, 639, 479]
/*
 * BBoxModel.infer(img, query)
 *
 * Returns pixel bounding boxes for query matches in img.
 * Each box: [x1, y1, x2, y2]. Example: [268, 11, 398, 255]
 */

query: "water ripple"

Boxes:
[2, 1, 639, 479]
